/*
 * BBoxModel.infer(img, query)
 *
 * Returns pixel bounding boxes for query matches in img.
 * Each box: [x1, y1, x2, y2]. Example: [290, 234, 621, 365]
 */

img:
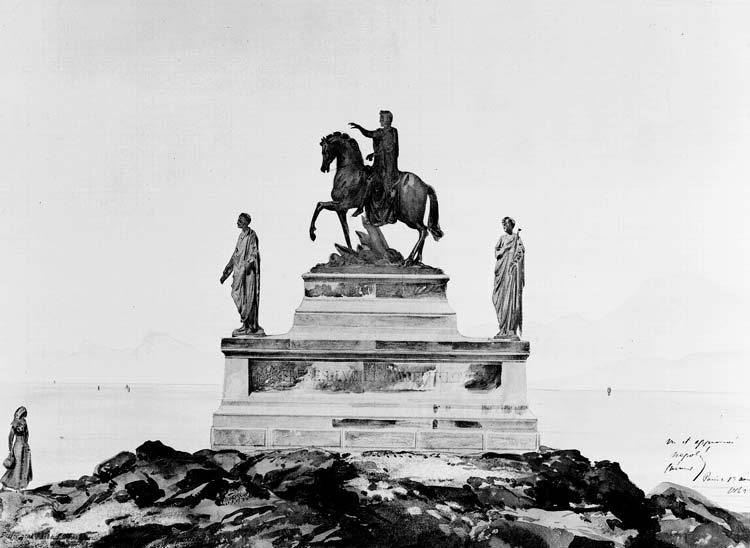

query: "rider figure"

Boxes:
[349, 110, 399, 219]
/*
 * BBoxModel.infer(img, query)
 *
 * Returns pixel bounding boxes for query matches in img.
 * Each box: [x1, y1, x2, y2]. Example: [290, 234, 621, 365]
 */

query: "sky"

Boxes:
[1, 1, 749, 382]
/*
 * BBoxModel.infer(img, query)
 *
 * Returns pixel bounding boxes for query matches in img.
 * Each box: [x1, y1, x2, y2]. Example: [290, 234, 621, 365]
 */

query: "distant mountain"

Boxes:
[537, 275, 746, 362]
[593, 275, 748, 358]
[26, 332, 220, 385]
[531, 351, 750, 392]
[466, 274, 750, 391]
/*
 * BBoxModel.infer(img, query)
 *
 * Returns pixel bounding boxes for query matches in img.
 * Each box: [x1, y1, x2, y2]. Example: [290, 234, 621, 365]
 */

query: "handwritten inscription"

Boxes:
[663, 436, 747, 495]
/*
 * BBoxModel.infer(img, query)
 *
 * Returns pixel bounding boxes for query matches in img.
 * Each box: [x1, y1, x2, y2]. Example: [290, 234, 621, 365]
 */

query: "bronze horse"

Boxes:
[309, 132, 443, 265]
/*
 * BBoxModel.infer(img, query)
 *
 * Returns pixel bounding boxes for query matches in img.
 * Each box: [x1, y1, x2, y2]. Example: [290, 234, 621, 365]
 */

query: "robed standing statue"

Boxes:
[221, 213, 264, 337]
[492, 217, 524, 339]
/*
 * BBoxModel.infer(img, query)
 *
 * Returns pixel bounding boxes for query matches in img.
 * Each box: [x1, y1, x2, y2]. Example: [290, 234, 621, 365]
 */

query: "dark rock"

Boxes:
[48, 493, 72, 504]
[478, 520, 551, 547]
[473, 481, 531, 508]
[135, 440, 193, 462]
[113, 490, 130, 503]
[72, 483, 116, 516]
[191, 448, 216, 459]
[92, 523, 177, 548]
[94, 451, 136, 480]
[176, 467, 229, 490]
[569, 537, 616, 547]
[401, 479, 482, 509]
[583, 460, 658, 536]
[124, 476, 165, 508]
[165, 467, 236, 507]
[237, 477, 272, 500]
[58, 478, 86, 489]
[196, 449, 249, 473]
[220, 505, 277, 526]
[105, 514, 130, 525]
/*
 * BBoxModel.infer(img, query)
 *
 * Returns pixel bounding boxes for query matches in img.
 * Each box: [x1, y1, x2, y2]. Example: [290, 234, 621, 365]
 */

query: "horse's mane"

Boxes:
[322, 132, 363, 163]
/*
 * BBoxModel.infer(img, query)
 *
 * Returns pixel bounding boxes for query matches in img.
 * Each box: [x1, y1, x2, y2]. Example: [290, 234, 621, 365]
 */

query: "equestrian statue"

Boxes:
[309, 110, 443, 266]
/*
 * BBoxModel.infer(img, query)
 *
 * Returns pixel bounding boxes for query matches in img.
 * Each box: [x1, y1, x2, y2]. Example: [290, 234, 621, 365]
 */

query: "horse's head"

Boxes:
[320, 135, 334, 173]
[320, 132, 363, 173]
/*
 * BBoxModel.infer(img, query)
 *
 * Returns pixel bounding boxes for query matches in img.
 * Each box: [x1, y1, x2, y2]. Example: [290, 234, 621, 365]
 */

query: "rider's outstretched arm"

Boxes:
[349, 122, 375, 138]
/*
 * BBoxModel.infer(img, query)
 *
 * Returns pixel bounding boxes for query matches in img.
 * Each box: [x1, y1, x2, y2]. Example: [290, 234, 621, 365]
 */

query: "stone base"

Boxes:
[212, 426, 538, 453]
[213, 405, 537, 452]
[212, 337, 538, 453]
[212, 267, 538, 453]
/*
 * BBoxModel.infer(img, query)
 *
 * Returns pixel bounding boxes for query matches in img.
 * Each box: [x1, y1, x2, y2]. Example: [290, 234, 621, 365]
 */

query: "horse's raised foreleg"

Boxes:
[309, 200, 354, 250]
[309, 200, 339, 242]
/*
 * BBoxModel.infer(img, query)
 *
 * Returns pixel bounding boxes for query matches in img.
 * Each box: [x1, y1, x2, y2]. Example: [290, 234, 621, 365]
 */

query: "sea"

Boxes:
[1, 383, 748, 512]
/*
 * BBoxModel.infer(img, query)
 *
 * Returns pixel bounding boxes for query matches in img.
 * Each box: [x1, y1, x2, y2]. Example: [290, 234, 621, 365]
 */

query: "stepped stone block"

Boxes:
[212, 268, 538, 453]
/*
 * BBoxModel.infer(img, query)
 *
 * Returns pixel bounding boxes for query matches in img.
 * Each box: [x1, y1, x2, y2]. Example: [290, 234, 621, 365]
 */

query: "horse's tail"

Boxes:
[426, 185, 443, 241]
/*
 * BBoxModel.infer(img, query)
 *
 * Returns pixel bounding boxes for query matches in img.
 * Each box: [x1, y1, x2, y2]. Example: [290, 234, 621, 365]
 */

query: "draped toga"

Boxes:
[492, 232, 525, 337]
[365, 126, 400, 225]
[229, 228, 261, 331]
[371, 126, 399, 194]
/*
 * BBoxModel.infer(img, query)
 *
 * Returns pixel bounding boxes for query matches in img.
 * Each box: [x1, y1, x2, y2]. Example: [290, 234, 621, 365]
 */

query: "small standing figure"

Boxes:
[1, 406, 32, 491]
[221, 213, 265, 337]
[492, 217, 525, 340]
[349, 110, 400, 219]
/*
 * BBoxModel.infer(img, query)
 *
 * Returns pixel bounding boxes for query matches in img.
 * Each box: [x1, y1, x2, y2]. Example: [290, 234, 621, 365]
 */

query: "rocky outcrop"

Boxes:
[649, 482, 750, 547]
[0, 442, 747, 547]
[92, 451, 136, 481]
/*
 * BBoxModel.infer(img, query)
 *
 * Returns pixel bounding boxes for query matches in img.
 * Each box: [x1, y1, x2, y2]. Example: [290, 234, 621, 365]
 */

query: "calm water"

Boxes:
[1, 383, 748, 511]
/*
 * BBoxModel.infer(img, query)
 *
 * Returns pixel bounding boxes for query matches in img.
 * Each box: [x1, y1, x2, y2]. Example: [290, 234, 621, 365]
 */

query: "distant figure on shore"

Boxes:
[126, 384, 131, 393]
[1, 406, 32, 491]
[221, 212, 265, 337]
[607, 387, 612, 397]
[492, 217, 525, 339]
[97, 385, 100, 391]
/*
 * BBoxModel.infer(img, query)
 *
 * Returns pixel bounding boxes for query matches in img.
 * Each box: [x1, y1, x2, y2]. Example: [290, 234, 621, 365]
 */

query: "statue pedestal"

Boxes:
[211, 268, 538, 452]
